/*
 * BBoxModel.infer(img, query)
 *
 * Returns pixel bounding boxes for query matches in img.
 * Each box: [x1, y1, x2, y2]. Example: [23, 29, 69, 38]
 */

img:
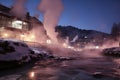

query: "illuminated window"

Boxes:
[12, 20, 23, 29]
[22, 22, 28, 30]
[23, 22, 27, 25]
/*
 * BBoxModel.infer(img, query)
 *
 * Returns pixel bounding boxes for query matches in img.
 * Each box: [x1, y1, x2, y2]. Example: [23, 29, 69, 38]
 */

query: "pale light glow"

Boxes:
[95, 46, 100, 49]
[46, 39, 52, 44]
[84, 36, 88, 38]
[29, 71, 35, 78]
[62, 43, 79, 51]
[63, 43, 68, 47]
[67, 46, 74, 49]
[20, 34, 36, 42]
[63, 43, 74, 49]
[20, 34, 25, 38]
[4, 33, 8, 37]
[23, 22, 27, 25]
[31, 35, 35, 39]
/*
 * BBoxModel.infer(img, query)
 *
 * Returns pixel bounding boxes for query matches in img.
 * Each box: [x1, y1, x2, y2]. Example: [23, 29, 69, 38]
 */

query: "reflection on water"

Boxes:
[26, 58, 120, 80]
[29, 71, 35, 78]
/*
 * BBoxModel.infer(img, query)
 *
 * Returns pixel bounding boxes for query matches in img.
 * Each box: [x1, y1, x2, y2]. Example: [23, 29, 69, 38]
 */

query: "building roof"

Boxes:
[0, 4, 10, 11]
[30, 16, 43, 25]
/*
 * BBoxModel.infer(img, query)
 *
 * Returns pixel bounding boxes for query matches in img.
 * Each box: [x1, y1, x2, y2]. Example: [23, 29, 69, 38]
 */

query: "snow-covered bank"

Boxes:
[0, 39, 53, 69]
[0, 39, 31, 61]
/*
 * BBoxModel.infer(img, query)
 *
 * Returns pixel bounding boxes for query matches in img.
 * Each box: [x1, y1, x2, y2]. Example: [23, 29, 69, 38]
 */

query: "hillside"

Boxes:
[56, 26, 111, 46]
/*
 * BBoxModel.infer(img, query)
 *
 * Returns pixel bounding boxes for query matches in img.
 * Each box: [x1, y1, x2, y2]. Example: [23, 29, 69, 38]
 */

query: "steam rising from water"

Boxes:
[38, 0, 63, 44]
[11, 0, 27, 18]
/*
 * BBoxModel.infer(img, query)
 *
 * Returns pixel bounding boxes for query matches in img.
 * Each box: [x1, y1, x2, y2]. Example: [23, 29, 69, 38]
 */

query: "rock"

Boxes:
[92, 72, 104, 79]
[102, 47, 120, 57]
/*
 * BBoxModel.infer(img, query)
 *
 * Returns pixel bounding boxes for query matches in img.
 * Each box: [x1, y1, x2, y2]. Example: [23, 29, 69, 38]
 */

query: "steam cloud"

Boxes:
[38, 0, 63, 44]
[11, 0, 27, 18]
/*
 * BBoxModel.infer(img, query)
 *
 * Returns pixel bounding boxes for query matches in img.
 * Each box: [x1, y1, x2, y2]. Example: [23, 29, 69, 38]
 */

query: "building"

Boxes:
[0, 4, 31, 30]
[0, 4, 46, 41]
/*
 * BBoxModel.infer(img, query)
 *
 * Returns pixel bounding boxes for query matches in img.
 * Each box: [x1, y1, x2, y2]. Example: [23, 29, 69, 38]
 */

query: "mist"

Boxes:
[38, 0, 63, 44]
[10, 0, 27, 18]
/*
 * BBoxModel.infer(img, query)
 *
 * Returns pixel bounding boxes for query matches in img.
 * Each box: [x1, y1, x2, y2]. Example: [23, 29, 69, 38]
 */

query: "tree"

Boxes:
[111, 23, 120, 40]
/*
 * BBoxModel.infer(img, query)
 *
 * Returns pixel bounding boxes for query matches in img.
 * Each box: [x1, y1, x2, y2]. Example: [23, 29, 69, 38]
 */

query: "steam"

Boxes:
[11, 0, 27, 18]
[29, 18, 48, 43]
[65, 36, 70, 45]
[38, 0, 63, 44]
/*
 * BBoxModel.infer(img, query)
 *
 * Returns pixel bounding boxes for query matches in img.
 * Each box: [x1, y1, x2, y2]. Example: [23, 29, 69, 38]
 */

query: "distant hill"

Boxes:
[56, 26, 111, 46]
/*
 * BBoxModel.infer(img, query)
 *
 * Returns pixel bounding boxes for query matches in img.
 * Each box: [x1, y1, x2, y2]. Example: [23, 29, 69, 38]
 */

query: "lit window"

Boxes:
[12, 20, 23, 29]
[23, 22, 27, 25]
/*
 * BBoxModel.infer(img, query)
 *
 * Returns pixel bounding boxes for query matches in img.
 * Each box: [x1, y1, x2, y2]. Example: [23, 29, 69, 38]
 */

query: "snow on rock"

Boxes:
[0, 39, 53, 62]
[0, 39, 31, 61]
[30, 47, 54, 59]
[102, 47, 120, 57]
[31, 47, 50, 55]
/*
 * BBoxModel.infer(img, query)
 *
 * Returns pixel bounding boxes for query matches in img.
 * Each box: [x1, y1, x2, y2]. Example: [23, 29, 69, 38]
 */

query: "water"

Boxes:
[0, 50, 120, 80]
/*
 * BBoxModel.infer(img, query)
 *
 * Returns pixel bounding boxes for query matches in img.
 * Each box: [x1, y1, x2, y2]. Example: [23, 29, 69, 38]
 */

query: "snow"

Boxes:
[0, 39, 55, 62]
[30, 47, 48, 55]
[71, 35, 78, 43]
[31, 48, 41, 54]
[0, 39, 31, 61]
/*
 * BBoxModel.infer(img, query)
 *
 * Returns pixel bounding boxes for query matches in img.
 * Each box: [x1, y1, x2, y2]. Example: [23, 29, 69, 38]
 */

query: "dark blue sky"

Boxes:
[0, 0, 120, 33]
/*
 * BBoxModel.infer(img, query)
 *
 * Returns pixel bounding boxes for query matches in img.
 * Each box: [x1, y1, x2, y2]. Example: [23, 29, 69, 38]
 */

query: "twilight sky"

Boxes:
[0, 0, 120, 33]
